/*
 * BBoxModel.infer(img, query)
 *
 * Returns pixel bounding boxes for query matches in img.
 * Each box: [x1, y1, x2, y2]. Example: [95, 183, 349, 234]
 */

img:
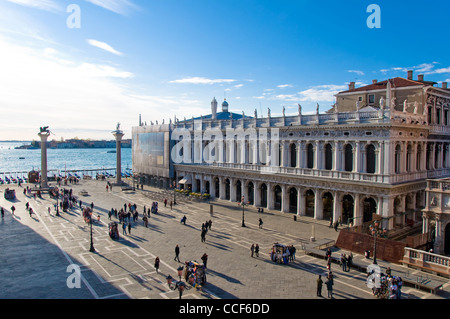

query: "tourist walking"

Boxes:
[174, 245, 180, 262]
[11, 205, 15, 216]
[201, 228, 207, 242]
[255, 244, 259, 257]
[340, 254, 347, 272]
[128, 222, 131, 234]
[154, 257, 160, 273]
[122, 222, 127, 235]
[316, 275, 323, 297]
[201, 253, 208, 269]
[325, 277, 334, 298]
[258, 218, 263, 229]
[250, 244, 255, 257]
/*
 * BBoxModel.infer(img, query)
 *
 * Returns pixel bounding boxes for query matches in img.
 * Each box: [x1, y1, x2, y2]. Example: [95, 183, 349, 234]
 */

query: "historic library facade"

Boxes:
[133, 71, 450, 239]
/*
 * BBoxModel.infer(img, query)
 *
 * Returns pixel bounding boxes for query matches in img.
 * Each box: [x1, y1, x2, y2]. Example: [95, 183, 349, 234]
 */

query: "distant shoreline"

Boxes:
[1, 139, 132, 150]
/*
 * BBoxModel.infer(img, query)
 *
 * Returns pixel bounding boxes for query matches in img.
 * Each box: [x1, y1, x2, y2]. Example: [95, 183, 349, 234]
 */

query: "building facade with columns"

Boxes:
[133, 71, 450, 237]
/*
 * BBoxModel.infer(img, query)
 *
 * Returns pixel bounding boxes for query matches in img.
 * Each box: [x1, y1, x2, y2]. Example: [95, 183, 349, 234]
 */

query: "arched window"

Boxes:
[307, 143, 314, 169]
[416, 144, 422, 171]
[344, 144, 353, 172]
[366, 144, 376, 174]
[324, 143, 332, 170]
[406, 144, 412, 172]
[395, 144, 401, 173]
[290, 143, 297, 167]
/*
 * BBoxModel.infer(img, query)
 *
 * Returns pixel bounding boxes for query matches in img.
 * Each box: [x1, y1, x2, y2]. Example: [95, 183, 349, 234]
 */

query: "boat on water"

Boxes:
[107, 150, 116, 153]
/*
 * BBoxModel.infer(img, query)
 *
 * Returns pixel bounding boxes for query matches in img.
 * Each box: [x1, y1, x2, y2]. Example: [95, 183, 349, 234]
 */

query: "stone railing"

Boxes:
[402, 247, 450, 277]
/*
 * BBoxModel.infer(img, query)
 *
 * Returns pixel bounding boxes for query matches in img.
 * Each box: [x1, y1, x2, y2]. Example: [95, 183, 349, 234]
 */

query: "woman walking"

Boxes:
[154, 257, 160, 273]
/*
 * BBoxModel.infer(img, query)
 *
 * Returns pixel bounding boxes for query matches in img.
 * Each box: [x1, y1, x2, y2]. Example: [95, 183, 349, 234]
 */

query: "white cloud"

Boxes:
[275, 94, 297, 101]
[87, 39, 123, 56]
[6, 0, 62, 12]
[298, 84, 347, 102]
[0, 37, 177, 140]
[169, 77, 236, 85]
[84, 0, 137, 15]
[428, 67, 450, 74]
[348, 70, 365, 76]
[277, 84, 292, 88]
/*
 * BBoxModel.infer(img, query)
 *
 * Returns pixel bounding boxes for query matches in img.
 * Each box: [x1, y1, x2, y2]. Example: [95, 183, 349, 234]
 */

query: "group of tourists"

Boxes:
[369, 267, 404, 299]
[340, 253, 353, 272]
[316, 271, 334, 298]
[250, 243, 260, 257]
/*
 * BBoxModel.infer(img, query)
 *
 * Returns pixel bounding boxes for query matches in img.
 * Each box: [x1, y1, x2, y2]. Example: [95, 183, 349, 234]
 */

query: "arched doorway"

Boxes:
[225, 179, 230, 200]
[363, 197, 377, 223]
[247, 182, 254, 205]
[342, 194, 354, 224]
[305, 189, 315, 217]
[289, 187, 298, 213]
[236, 180, 242, 201]
[214, 178, 220, 198]
[274, 185, 282, 211]
[205, 181, 210, 195]
[260, 183, 268, 208]
[322, 192, 333, 221]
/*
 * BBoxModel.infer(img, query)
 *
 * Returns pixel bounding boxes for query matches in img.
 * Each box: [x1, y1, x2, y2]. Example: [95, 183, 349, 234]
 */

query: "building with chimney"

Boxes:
[132, 70, 450, 251]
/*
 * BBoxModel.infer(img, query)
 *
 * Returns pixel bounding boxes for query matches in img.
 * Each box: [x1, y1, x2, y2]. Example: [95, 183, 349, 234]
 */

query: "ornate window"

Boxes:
[344, 144, 353, 172]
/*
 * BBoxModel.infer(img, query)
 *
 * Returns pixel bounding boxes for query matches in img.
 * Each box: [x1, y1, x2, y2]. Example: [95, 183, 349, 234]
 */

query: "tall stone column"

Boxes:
[38, 128, 51, 188]
[112, 124, 124, 186]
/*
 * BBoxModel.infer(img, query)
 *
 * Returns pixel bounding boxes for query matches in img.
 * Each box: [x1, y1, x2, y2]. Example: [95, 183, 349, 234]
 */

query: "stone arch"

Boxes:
[304, 189, 315, 217]
[273, 184, 282, 211]
[342, 194, 354, 225]
[322, 191, 334, 221]
[288, 186, 298, 213]
[260, 183, 268, 208]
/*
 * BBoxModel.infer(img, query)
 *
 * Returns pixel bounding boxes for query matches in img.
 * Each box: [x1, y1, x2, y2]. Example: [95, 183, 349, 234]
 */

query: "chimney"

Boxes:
[372, 79, 378, 84]
[407, 70, 413, 80]
[443, 82, 448, 89]
[418, 74, 424, 82]
[348, 82, 355, 90]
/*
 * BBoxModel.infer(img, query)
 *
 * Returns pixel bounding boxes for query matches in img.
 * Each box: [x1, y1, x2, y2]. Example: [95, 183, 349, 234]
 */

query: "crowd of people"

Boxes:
[368, 267, 404, 299]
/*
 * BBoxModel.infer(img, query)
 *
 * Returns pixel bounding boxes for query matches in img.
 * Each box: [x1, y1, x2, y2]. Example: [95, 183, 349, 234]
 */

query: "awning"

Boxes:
[178, 175, 192, 185]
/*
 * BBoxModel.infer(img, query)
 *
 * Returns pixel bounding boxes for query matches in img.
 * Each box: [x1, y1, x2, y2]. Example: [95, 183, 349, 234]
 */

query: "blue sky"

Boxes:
[1, 0, 449, 140]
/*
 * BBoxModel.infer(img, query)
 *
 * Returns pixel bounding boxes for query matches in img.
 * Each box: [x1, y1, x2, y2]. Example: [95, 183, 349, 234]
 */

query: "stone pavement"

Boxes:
[0, 179, 448, 300]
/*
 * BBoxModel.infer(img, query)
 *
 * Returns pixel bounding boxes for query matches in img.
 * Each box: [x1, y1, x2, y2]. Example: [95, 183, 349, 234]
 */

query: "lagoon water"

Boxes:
[0, 141, 132, 176]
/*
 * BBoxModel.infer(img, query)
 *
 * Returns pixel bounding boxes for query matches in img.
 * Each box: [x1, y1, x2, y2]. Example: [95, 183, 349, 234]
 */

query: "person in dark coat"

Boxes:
[174, 245, 180, 262]
[154, 257, 160, 273]
[316, 275, 323, 297]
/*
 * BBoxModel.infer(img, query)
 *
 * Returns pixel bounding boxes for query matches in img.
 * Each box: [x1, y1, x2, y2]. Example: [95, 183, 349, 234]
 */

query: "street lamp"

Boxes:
[84, 207, 95, 253]
[369, 219, 384, 265]
[240, 196, 246, 227]
[55, 188, 60, 217]
[173, 180, 177, 205]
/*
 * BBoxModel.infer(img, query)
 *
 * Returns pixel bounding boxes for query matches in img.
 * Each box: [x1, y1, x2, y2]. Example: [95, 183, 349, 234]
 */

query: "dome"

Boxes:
[222, 98, 229, 112]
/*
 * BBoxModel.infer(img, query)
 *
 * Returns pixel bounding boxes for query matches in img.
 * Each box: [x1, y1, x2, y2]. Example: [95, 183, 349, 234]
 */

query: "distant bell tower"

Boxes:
[211, 97, 218, 119]
[222, 98, 229, 112]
